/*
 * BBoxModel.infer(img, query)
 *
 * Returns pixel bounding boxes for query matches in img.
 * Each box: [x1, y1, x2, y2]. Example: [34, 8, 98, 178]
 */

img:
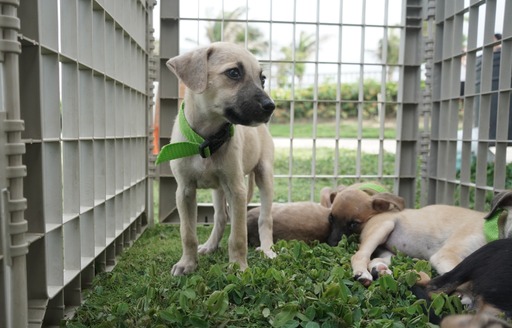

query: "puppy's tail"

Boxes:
[246, 172, 255, 205]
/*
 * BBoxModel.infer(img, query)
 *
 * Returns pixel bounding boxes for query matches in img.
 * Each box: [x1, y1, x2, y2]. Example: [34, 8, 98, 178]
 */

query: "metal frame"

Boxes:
[157, 0, 423, 223]
[0, 0, 156, 326]
[425, 0, 511, 210]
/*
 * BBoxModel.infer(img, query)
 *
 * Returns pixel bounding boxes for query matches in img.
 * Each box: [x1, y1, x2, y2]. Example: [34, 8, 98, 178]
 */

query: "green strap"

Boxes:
[156, 102, 234, 164]
[358, 182, 389, 194]
[484, 208, 502, 242]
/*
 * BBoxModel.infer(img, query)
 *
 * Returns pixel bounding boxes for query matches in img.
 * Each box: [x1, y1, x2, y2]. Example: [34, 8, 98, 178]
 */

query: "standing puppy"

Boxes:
[159, 42, 276, 276]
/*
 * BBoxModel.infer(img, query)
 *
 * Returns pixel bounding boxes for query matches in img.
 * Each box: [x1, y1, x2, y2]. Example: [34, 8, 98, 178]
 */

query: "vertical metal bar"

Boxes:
[310, 0, 321, 201]
[1, 1, 28, 327]
[287, 0, 298, 202]
[421, 0, 435, 207]
[333, 0, 344, 187]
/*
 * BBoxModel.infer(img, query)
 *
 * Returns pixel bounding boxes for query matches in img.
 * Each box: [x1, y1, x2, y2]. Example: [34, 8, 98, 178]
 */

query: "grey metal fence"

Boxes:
[0, 0, 156, 326]
[157, 0, 424, 222]
[424, 0, 511, 210]
[157, 0, 511, 223]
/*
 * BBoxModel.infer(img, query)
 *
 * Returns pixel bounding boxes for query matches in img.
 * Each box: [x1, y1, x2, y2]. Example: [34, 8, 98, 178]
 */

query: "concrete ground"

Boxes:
[272, 137, 397, 154]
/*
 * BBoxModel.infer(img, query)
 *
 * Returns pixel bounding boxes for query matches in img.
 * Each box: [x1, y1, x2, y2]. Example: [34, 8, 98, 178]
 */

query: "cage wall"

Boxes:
[423, 0, 512, 210]
[157, 0, 424, 223]
[0, 0, 156, 326]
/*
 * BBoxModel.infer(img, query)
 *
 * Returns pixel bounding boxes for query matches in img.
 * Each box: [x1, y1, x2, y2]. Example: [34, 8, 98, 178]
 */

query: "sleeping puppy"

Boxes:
[427, 238, 512, 327]
[247, 202, 331, 246]
[247, 182, 388, 246]
[329, 190, 487, 286]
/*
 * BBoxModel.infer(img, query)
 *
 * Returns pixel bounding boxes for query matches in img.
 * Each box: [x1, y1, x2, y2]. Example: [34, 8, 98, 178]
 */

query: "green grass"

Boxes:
[198, 147, 397, 203]
[268, 121, 396, 139]
[65, 224, 467, 328]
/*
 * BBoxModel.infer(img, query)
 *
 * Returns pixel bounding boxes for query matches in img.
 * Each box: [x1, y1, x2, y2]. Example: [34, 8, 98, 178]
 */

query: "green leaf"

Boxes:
[206, 290, 229, 316]
[431, 293, 445, 315]
[379, 275, 398, 292]
[188, 316, 208, 328]
[116, 302, 129, 316]
[262, 308, 271, 318]
[273, 305, 298, 327]
[159, 309, 178, 323]
[404, 271, 420, 287]
[304, 322, 320, 328]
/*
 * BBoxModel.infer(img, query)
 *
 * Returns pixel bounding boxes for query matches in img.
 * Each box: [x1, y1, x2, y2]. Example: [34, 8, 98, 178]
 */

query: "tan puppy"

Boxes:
[247, 182, 389, 246]
[329, 190, 487, 286]
[164, 42, 276, 276]
[247, 202, 331, 246]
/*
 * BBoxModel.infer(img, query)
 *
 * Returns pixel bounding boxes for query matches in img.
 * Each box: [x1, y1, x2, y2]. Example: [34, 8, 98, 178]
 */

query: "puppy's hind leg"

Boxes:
[254, 161, 277, 259]
[198, 189, 228, 254]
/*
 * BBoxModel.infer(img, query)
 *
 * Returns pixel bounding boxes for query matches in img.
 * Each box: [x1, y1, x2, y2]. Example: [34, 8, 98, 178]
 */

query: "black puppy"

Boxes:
[427, 238, 512, 320]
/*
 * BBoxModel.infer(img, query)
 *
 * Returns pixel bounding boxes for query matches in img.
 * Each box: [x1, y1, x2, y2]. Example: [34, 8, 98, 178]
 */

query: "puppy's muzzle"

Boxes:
[225, 91, 276, 126]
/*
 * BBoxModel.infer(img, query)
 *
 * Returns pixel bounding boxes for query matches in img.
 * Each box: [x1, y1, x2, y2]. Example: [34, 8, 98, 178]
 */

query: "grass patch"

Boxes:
[198, 148, 396, 203]
[269, 121, 396, 139]
[65, 224, 465, 328]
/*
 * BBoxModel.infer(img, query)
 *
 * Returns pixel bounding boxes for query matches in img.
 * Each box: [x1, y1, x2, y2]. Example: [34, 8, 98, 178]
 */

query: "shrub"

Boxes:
[271, 80, 399, 123]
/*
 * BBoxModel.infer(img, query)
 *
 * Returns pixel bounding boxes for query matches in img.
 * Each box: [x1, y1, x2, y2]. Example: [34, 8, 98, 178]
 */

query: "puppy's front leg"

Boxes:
[225, 181, 249, 271]
[351, 220, 395, 286]
[255, 161, 276, 258]
[171, 185, 199, 276]
[198, 189, 228, 254]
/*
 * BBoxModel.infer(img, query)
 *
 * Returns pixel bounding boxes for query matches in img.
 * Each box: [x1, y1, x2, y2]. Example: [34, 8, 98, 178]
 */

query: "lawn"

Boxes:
[65, 224, 465, 328]
[197, 147, 397, 204]
[268, 121, 396, 139]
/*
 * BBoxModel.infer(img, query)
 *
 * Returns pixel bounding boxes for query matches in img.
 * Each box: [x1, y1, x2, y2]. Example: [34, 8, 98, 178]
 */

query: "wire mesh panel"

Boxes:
[424, 0, 511, 209]
[3, 0, 157, 326]
[157, 0, 423, 223]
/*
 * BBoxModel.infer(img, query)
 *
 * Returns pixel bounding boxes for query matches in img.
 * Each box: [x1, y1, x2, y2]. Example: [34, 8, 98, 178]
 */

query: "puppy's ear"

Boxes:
[319, 187, 334, 208]
[371, 193, 405, 213]
[483, 190, 512, 220]
[166, 46, 211, 93]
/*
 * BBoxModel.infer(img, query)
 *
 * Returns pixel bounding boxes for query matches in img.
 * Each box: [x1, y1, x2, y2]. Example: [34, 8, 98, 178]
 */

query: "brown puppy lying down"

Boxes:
[328, 189, 488, 286]
[247, 182, 388, 247]
[247, 202, 331, 246]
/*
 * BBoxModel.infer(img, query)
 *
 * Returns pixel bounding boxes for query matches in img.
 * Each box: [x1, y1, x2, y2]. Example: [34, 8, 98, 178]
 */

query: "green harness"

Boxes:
[484, 208, 504, 242]
[156, 102, 235, 164]
[357, 182, 389, 194]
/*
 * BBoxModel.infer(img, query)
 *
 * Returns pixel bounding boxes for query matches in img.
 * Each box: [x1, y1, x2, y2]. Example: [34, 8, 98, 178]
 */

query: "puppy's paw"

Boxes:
[369, 260, 392, 279]
[171, 259, 197, 276]
[354, 270, 373, 287]
[256, 246, 277, 259]
[198, 242, 219, 255]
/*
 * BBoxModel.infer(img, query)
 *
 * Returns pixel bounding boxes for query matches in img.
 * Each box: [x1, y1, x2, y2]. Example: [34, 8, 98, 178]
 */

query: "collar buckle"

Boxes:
[198, 123, 233, 158]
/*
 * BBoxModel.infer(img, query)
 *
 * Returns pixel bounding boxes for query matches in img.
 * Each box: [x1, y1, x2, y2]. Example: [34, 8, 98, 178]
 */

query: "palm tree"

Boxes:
[377, 29, 401, 81]
[277, 31, 318, 88]
[205, 7, 268, 56]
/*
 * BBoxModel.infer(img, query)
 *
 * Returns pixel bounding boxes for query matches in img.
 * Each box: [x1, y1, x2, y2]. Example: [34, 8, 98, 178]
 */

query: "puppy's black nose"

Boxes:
[261, 98, 275, 112]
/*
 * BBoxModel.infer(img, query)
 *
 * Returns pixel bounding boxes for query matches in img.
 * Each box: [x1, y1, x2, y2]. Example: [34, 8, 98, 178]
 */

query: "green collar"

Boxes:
[358, 182, 389, 194]
[484, 208, 503, 242]
[156, 102, 235, 164]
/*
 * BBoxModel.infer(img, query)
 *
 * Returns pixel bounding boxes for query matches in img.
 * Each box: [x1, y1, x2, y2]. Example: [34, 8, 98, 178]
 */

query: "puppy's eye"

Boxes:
[328, 214, 334, 224]
[261, 75, 267, 88]
[225, 68, 242, 80]
[348, 221, 360, 231]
